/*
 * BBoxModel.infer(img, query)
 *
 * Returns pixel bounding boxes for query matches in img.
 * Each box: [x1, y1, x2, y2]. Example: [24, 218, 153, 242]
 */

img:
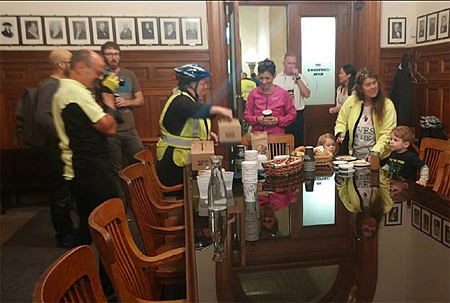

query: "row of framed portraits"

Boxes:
[387, 8, 449, 44]
[412, 202, 450, 248]
[0, 15, 203, 46]
[416, 8, 449, 43]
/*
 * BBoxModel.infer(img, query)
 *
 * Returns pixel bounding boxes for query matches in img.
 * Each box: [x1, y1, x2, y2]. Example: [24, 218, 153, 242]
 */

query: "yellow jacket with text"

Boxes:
[334, 95, 397, 160]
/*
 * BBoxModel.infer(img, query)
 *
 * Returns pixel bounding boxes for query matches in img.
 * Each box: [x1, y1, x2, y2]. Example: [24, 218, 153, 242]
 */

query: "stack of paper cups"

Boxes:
[241, 161, 258, 184]
[245, 150, 258, 161]
[244, 201, 260, 241]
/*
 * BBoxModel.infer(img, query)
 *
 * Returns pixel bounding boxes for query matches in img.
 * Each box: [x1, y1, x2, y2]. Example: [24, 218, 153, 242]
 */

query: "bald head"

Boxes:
[49, 49, 72, 69]
[70, 49, 105, 88]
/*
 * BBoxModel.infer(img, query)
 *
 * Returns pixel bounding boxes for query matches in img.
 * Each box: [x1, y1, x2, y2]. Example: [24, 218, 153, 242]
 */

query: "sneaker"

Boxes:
[57, 233, 75, 249]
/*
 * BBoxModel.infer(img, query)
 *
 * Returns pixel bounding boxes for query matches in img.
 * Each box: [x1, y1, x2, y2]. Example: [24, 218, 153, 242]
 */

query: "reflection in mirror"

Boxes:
[301, 17, 336, 105]
[303, 174, 336, 226]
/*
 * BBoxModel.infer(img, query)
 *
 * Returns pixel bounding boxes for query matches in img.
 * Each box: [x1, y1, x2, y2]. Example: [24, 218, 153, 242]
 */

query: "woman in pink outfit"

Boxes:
[244, 59, 297, 134]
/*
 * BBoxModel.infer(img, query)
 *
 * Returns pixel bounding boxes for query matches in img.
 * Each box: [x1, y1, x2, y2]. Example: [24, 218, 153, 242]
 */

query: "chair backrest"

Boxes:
[268, 134, 295, 159]
[32, 245, 107, 303]
[119, 162, 166, 255]
[134, 150, 164, 199]
[241, 133, 295, 159]
[419, 138, 450, 185]
[433, 151, 450, 198]
[88, 198, 160, 301]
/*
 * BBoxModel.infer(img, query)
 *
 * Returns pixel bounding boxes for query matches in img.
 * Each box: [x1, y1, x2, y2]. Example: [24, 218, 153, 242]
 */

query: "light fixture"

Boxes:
[244, 48, 258, 75]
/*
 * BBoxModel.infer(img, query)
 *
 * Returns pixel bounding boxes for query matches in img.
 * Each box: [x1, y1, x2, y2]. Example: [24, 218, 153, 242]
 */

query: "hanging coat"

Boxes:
[389, 52, 414, 126]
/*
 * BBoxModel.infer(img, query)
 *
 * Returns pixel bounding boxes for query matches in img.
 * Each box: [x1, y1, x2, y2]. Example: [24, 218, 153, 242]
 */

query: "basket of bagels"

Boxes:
[262, 155, 303, 177]
[292, 146, 333, 166]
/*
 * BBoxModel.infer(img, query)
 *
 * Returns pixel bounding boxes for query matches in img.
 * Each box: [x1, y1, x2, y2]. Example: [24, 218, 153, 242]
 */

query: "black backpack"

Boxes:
[14, 88, 47, 148]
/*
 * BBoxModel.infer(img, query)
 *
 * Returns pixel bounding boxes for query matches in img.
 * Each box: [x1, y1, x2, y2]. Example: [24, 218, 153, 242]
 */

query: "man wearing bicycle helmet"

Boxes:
[156, 63, 233, 187]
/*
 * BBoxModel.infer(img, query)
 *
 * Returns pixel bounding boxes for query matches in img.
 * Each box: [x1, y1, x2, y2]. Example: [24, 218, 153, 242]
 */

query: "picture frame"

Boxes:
[412, 203, 421, 230]
[385, 202, 402, 226]
[421, 208, 431, 235]
[0, 16, 20, 45]
[431, 214, 442, 242]
[181, 17, 202, 45]
[68, 17, 91, 45]
[416, 15, 427, 43]
[443, 220, 450, 248]
[20, 16, 44, 45]
[136, 17, 159, 45]
[91, 17, 113, 45]
[426, 12, 438, 41]
[437, 9, 449, 39]
[388, 17, 406, 44]
[160, 17, 180, 45]
[114, 17, 136, 45]
[43, 17, 67, 45]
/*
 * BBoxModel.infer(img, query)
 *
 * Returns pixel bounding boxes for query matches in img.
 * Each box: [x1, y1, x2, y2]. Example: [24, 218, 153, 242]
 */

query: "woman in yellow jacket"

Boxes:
[335, 68, 397, 162]
[156, 64, 232, 187]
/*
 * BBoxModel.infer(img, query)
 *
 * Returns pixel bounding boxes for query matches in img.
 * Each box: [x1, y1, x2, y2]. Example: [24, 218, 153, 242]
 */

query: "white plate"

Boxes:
[339, 169, 355, 174]
[353, 161, 370, 167]
[336, 156, 357, 161]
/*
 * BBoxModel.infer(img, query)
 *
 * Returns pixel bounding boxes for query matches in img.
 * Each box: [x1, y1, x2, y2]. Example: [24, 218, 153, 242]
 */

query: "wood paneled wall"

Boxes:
[0, 50, 212, 150]
[380, 42, 450, 136]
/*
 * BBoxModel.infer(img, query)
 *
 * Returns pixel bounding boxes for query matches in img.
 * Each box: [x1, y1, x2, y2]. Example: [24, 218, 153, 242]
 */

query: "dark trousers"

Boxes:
[70, 171, 118, 297]
[156, 147, 184, 194]
[45, 143, 74, 237]
[285, 109, 304, 148]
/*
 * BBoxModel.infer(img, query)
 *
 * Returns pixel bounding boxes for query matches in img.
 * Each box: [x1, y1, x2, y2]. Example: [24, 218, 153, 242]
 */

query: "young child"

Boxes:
[316, 133, 338, 156]
[385, 126, 428, 186]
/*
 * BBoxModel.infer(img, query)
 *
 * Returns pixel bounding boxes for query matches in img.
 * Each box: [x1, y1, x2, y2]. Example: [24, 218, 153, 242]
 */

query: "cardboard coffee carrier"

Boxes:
[218, 118, 242, 144]
[191, 141, 215, 170]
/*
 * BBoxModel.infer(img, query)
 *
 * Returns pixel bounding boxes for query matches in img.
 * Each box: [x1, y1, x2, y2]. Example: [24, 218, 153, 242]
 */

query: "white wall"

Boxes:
[0, 1, 208, 50]
[381, 1, 450, 48]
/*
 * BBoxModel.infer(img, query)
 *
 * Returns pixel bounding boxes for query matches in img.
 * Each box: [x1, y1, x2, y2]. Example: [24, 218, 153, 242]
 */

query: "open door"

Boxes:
[225, 1, 243, 130]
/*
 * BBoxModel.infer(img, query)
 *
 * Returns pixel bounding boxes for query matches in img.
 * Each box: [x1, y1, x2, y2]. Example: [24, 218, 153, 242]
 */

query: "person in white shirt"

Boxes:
[273, 52, 310, 147]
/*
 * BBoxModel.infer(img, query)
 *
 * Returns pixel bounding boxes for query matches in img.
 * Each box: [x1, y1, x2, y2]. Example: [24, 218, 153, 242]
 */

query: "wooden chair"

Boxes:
[433, 151, 450, 198]
[241, 133, 295, 159]
[134, 150, 183, 194]
[419, 138, 450, 186]
[32, 245, 107, 303]
[88, 198, 186, 302]
[119, 162, 185, 257]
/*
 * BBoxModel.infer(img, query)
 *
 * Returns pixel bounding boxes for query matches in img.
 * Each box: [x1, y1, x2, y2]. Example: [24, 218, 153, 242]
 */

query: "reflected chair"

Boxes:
[119, 162, 185, 253]
[433, 151, 450, 198]
[419, 138, 450, 186]
[134, 150, 183, 195]
[241, 133, 295, 159]
[32, 245, 107, 303]
[88, 198, 186, 302]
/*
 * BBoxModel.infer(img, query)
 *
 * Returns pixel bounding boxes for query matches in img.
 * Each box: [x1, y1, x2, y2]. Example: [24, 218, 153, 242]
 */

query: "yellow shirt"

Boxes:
[241, 78, 257, 101]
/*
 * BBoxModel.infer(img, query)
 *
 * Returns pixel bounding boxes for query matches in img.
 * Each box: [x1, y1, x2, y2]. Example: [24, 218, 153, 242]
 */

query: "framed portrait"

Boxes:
[114, 17, 136, 45]
[68, 17, 91, 45]
[20, 16, 44, 45]
[416, 15, 427, 43]
[421, 208, 431, 235]
[136, 17, 158, 45]
[388, 17, 406, 44]
[160, 17, 180, 45]
[0, 16, 19, 45]
[385, 203, 402, 226]
[426, 12, 438, 41]
[43, 17, 67, 45]
[181, 17, 202, 45]
[412, 203, 421, 230]
[443, 220, 450, 248]
[437, 9, 449, 39]
[91, 17, 113, 45]
[431, 214, 442, 242]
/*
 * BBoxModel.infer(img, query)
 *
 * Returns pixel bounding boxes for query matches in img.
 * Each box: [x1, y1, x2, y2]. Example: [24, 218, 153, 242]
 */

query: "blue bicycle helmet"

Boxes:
[174, 64, 212, 84]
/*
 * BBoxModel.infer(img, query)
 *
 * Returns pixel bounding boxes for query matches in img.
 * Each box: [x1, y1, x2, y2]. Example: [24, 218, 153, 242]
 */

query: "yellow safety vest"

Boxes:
[156, 88, 211, 167]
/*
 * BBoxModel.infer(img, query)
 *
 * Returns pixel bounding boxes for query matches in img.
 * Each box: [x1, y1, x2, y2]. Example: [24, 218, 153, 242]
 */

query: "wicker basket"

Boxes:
[262, 156, 303, 177]
[314, 154, 333, 166]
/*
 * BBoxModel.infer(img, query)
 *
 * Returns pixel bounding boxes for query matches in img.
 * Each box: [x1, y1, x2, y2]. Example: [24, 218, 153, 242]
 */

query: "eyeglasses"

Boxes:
[86, 64, 105, 77]
[104, 52, 120, 57]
